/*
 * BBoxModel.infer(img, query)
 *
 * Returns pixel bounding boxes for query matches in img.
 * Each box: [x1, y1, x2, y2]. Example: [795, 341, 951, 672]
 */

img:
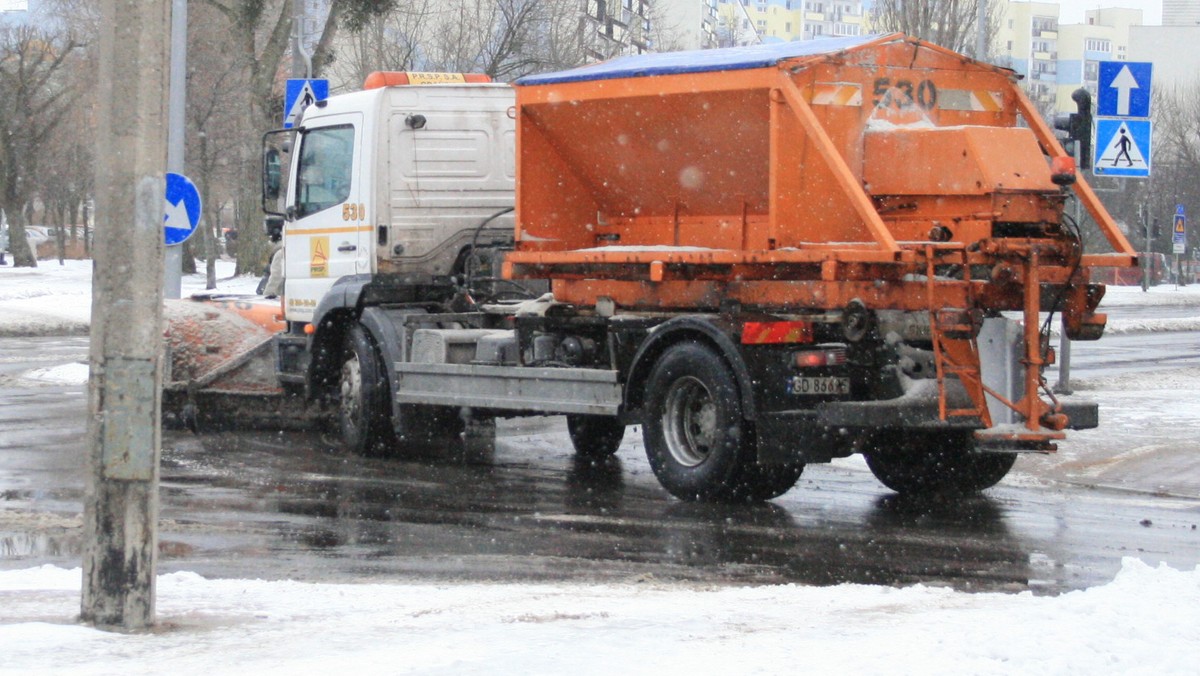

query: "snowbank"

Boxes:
[0, 559, 1197, 674]
[0, 259, 260, 336]
[1101, 283, 1200, 307]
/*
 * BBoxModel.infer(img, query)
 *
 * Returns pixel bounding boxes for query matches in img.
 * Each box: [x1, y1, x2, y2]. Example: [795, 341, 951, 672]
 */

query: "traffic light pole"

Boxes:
[1054, 142, 1083, 396]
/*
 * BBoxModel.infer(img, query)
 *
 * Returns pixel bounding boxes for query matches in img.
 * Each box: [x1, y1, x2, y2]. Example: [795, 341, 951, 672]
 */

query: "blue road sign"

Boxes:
[1173, 205, 1187, 255]
[164, 172, 202, 246]
[1097, 61, 1152, 118]
[1094, 118, 1152, 178]
[284, 78, 329, 128]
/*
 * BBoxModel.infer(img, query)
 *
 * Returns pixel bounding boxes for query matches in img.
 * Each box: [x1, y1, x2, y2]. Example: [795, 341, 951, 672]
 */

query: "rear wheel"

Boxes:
[566, 414, 625, 458]
[339, 324, 393, 455]
[864, 431, 1016, 496]
[643, 342, 748, 502]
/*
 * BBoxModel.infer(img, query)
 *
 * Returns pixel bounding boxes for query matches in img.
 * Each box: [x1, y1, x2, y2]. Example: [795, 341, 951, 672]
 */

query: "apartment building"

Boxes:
[1163, 0, 1200, 26]
[715, 0, 865, 46]
[992, 2, 1149, 114]
[658, 0, 722, 50]
[993, 2, 1061, 111]
[583, 0, 655, 59]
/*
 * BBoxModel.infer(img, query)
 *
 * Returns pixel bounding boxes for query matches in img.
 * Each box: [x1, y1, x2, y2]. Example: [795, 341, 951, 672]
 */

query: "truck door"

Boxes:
[284, 113, 370, 322]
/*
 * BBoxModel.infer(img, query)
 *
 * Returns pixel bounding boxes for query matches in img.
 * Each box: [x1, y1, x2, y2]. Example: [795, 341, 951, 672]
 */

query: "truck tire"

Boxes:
[643, 342, 748, 502]
[864, 431, 1016, 496]
[338, 324, 393, 455]
[566, 414, 625, 458]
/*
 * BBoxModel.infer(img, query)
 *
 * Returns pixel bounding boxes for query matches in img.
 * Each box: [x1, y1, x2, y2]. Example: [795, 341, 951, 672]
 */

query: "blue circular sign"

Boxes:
[164, 172, 202, 246]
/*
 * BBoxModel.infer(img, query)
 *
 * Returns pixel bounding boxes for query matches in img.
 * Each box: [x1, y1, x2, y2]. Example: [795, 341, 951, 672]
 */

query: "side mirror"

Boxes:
[261, 129, 294, 218]
[264, 149, 282, 200]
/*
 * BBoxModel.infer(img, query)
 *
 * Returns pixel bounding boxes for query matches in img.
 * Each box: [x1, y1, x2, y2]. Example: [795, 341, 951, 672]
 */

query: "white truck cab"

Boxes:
[264, 78, 516, 324]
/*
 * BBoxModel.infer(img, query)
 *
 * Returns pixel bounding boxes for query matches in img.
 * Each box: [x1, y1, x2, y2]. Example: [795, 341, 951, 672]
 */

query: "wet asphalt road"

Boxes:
[2, 334, 1200, 595]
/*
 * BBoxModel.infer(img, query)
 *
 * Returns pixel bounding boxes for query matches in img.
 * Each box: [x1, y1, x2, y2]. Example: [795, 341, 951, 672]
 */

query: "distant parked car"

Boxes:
[24, 226, 51, 247]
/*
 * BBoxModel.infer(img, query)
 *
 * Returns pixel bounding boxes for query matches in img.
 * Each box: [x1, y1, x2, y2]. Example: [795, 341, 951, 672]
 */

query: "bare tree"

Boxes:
[187, 2, 254, 288]
[333, 0, 433, 87]
[0, 24, 81, 267]
[193, 0, 401, 275]
[871, 0, 999, 58]
[333, 0, 601, 87]
[1143, 81, 1200, 256]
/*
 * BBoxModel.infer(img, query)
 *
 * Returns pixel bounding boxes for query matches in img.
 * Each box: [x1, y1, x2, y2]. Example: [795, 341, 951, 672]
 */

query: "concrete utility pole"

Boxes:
[82, 0, 171, 631]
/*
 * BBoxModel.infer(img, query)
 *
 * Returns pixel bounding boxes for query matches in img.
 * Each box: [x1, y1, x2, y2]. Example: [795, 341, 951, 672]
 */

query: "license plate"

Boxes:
[787, 376, 850, 395]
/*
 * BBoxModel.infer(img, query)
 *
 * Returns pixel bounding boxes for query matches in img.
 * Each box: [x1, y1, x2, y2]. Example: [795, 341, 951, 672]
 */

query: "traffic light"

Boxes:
[1054, 88, 1093, 168]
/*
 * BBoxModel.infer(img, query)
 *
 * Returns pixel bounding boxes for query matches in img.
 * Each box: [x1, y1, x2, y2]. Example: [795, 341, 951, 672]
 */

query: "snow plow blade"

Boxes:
[163, 295, 314, 431]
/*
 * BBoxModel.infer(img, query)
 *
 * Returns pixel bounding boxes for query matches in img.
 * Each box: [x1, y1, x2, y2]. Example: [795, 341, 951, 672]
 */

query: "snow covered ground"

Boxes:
[2, 559, 1198, 675]
[2, 260, 1199, 673]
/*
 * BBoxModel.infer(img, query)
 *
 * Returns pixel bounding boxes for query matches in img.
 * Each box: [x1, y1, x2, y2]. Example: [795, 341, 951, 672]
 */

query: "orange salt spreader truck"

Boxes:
[164, 34, 1135, 502]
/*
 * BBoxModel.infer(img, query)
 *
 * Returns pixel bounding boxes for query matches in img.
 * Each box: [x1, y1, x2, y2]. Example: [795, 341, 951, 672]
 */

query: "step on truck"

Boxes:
[165, 34, 1136, 502]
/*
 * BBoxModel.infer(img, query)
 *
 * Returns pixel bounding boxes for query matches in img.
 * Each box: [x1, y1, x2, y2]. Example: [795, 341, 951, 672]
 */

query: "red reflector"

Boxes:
[796, 352, 825, 368]
[741, 321, 814, 345]
[793, 348, 848, 368]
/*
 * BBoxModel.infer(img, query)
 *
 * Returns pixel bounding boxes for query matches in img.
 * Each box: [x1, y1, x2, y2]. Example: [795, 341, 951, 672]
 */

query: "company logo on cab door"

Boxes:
[310, 236, 329, 277]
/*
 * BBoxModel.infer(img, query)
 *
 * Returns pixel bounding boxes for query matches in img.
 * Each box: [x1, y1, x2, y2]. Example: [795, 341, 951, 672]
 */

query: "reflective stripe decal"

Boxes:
[938, 89, 1004, 112]
[808, 82, 863, 106]
[285, 225, 374, 237]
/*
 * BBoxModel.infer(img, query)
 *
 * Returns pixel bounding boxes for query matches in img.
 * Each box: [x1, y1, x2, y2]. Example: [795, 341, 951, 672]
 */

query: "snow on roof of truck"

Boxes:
[516, 34, 894, 86]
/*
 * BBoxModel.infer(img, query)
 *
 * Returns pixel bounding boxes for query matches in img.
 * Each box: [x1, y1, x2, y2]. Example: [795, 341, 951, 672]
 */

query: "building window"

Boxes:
[1032, 16, 1058, 33]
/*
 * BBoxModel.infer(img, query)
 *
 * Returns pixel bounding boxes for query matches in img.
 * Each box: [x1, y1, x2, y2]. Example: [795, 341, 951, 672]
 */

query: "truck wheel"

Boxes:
[339, 324, 393, 455]
[864, 432, 1016, 496]
[643, 342, 747, 502]
[566, 414, 625, 458]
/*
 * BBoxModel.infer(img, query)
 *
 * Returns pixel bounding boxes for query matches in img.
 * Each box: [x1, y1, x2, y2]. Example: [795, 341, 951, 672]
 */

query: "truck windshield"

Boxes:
[295, 124, 354, 219]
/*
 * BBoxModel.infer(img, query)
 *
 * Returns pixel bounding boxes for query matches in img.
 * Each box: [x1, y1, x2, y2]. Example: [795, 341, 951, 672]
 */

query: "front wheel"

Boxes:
[643, 342, 748, 502]
[864, 431, 1016, 496]
[338, 324, 393, 455]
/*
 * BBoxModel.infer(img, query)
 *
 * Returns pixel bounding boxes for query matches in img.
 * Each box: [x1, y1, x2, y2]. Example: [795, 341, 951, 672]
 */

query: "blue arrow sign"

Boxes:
[164, 172, 202, 246]
[1097, 61, 1152, 118]
[1094, 118, 1152, 178]
[284, 78, 329, 128]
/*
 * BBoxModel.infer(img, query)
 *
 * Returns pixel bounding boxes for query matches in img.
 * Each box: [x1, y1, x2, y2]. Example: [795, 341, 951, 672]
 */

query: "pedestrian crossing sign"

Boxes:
[1093, 118, 1152, 178]
[283, 78, 329, 128]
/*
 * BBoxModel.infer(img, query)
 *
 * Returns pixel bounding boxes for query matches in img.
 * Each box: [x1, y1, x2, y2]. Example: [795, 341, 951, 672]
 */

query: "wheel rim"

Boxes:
[661, 375, 717, 467]
[340, 352, 363, 429]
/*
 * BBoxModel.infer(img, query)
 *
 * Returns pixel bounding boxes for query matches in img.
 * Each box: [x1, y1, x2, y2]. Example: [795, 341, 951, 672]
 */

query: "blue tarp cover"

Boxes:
[516, 34, 893, 86]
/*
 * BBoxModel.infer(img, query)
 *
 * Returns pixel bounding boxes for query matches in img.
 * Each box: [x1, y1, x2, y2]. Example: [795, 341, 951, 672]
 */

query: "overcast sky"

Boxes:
[1054, 0, 1163, 25]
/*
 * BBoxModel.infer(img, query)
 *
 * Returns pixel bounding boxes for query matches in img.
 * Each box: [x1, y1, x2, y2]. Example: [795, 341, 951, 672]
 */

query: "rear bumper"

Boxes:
[755, 395, 1098, 464]
[813, 398, 1098, 431]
